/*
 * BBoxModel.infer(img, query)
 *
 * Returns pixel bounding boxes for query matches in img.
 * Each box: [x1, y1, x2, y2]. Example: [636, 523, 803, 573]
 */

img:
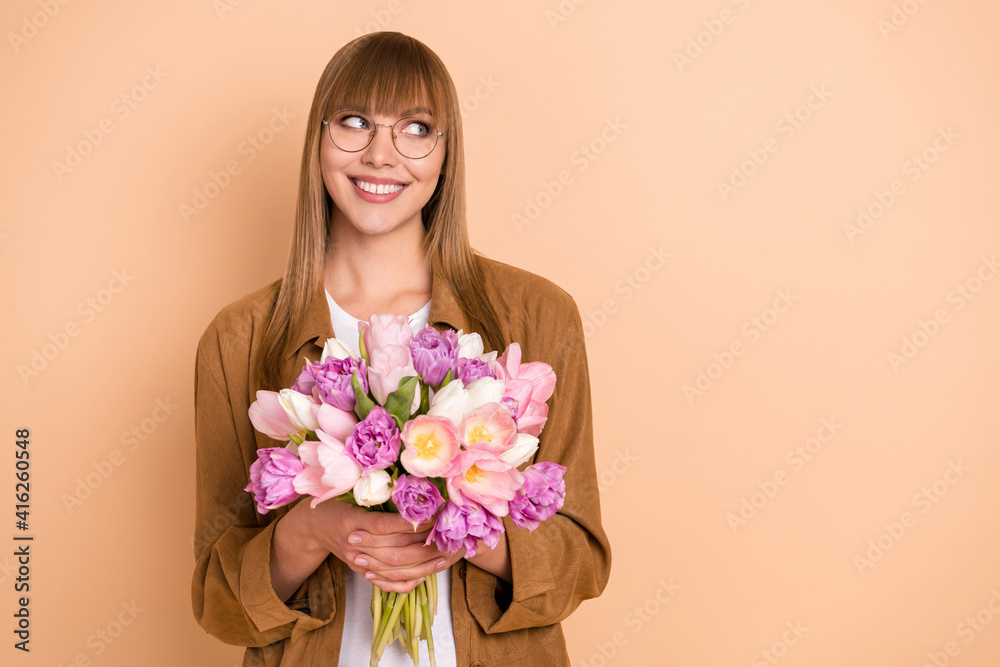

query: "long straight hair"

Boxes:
[254, 32, 507, 390]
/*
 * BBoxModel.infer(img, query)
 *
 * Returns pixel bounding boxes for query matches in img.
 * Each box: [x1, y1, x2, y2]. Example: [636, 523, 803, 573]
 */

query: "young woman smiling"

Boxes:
[192, 31, 611, 667]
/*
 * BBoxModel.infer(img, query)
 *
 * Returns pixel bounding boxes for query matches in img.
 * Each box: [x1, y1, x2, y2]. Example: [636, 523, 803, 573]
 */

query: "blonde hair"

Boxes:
[255, 31, 507, 390]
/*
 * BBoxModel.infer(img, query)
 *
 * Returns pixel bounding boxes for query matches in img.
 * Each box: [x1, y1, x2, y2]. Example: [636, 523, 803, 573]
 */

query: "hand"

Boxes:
[301, 500, 464, 593]
[349, 516, 467, 593]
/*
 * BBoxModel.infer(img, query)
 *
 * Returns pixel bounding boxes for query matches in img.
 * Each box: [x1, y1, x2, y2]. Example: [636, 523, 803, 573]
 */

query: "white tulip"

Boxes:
[278, 388, 320, 431]
[427, 378, 466, 427]
[456, 331, 484, 359]
[456, 331, 498, 362]
[464, 377, 505, 415]
[353, 470, 393, 507]
[320, 337, 356, 362]
[499, 433, 539, 468]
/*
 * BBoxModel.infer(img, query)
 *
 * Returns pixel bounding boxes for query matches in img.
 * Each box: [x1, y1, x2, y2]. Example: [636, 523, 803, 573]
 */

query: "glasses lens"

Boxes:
[327, 111, 374, 152]
[393, 117, 438, 159]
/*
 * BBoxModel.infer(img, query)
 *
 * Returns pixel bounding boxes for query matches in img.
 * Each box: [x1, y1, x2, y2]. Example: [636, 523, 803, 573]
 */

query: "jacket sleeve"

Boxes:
[190, 316, 338, 646]
[464, 290, 612, 633]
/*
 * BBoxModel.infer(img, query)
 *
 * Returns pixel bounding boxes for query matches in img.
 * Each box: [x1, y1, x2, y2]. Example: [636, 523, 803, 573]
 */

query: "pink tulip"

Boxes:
[244, 447, 303, 513]
[491, 343, 556, 437]
[446, 445, 524, 517]
[293, 430, 362, 508]
[360, 314, 413, 361]
[400, 415, 461, 478]
[314, 402, 357, 442]
[248, 390, 296, 440]
[460, 403, 518, 455]
[367, 343, 417, 406]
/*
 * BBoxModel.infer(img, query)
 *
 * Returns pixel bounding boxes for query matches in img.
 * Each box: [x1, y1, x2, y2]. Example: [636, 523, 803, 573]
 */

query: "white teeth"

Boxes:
[353, 179, 404, 195]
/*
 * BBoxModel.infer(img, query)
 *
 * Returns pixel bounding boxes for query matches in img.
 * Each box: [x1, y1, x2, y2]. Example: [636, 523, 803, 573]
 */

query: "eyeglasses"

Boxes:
[322, 109, 444, 159]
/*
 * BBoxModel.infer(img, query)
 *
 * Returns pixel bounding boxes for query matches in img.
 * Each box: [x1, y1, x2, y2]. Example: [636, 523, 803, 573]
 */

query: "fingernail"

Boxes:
[435, 559, 447, 571]
[348, 535, 362, 545]
[365, 572, 376, 580]
[355, 556, 368, 567]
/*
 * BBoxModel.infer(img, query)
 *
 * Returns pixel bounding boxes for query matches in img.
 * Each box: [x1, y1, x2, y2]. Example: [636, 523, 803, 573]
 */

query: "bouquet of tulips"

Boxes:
[243, 314, 565, 667]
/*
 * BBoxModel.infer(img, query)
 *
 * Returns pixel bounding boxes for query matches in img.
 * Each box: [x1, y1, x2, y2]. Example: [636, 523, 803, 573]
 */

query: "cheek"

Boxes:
[415, 154, 446, 185]
[319, 147, 348, 193]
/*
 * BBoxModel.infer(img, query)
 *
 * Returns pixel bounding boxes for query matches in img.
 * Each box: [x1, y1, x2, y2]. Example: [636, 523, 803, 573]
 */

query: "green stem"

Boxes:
[419, 581, 436, 667]
[373, 589, 408, 660]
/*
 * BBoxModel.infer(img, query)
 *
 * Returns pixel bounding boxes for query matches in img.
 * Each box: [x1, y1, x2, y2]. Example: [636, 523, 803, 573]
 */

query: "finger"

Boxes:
[359, 552, 449, 582]
[358, 541, 442, 570]
[363, 511, 420, 535]
[348, 529, 430, 549]
[370, 576, 426, 595]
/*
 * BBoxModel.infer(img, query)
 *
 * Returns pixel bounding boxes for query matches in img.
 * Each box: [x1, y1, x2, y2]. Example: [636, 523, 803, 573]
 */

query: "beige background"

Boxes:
[2, 0, 999, 665]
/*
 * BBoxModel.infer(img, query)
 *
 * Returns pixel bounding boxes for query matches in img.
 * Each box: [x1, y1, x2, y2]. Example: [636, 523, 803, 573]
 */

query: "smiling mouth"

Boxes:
[351, 178, 406, 195]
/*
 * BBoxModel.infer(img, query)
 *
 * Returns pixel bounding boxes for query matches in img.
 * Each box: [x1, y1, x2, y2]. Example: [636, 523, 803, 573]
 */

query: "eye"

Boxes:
[398, 119, 432, 137]
[339, 114, 371, 131]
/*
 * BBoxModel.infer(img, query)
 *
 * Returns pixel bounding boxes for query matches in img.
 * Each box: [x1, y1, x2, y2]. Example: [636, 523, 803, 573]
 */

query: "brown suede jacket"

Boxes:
[191, 255, 612, 666]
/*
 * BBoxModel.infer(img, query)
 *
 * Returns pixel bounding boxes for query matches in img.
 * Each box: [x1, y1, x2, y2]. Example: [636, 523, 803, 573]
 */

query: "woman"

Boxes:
[192, 31, 611, 666]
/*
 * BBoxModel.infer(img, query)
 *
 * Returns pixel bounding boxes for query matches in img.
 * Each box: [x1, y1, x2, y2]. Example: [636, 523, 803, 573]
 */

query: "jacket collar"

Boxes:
[281, 254, 473, 362]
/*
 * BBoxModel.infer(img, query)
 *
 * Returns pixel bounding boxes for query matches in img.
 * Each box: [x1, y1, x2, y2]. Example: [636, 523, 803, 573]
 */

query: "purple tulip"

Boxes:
[392, 475, 444, 529]
[344, 406, 401, 476]
[508, 462, 566, 532]
[244, 447, 304, 514]
[292, 356, 368, 411]
[455, 357, 496, 385]
[408, 327, 459, 386]
[425, 498, 504, 558]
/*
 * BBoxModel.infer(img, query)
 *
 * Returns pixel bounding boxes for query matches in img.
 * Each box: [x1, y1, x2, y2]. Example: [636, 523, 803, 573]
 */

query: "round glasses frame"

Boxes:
[322, 109, 444, 159]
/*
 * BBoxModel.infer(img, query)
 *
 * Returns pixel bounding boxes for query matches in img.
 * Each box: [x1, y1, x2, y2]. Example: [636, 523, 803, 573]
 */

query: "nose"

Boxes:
[362, 123, 397, 166]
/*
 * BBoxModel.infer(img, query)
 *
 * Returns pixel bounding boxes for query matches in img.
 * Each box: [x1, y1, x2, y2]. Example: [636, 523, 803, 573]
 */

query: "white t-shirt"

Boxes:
[327, 290, 457, 667]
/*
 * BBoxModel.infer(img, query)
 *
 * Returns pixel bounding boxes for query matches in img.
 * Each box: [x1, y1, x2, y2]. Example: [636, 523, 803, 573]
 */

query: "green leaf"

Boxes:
[438, 368, 454, 389]
[384, 375, 419, 430]
[418, 379, 430, 416]
[351, 371, 375, 421]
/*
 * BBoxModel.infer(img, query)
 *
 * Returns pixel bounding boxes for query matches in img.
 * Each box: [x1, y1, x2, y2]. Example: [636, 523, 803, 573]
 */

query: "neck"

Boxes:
[323, 214, 432, 304]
